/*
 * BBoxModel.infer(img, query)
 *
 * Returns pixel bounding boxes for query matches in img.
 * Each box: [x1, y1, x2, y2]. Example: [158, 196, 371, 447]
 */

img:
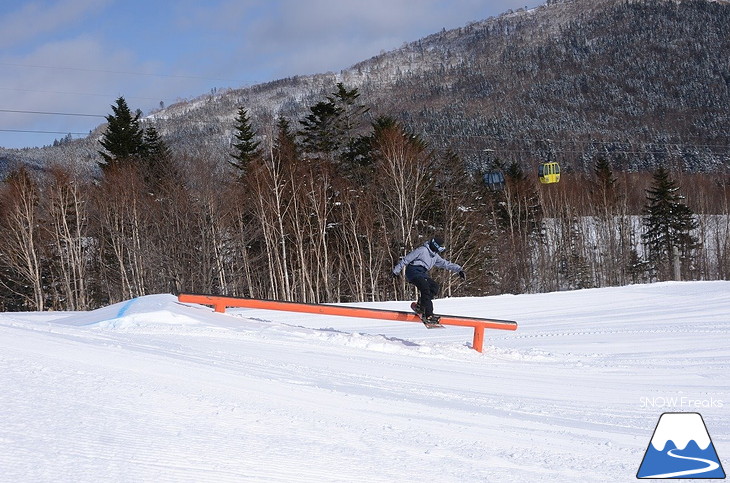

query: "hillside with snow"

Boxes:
[2, 0, 728, 175]
[1, 281, 728, 482]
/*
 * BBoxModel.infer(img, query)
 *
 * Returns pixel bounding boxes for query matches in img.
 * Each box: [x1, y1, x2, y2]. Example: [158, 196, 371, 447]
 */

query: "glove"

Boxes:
[458, 270, 466, 280]
[391, 271, 400, 278]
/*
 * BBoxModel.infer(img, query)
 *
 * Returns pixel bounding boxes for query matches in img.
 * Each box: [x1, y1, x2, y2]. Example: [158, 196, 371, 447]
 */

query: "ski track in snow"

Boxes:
[0, 281, 728, 482]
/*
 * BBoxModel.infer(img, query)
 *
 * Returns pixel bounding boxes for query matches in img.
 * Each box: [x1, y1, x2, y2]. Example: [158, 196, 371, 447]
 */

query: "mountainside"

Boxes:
[2, 0, 729, 176]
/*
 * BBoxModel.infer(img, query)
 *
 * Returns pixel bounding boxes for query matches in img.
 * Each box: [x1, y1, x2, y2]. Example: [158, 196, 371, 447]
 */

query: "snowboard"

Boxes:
[411, 302, 444, 329]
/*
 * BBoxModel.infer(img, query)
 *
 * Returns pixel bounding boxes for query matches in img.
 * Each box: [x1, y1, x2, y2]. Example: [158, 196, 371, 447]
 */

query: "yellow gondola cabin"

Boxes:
[538, 162, 560, 184]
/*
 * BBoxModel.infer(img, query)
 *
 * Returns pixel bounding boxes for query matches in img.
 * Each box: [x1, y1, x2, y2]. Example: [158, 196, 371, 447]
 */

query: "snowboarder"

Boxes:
[392, 236, 465, 324]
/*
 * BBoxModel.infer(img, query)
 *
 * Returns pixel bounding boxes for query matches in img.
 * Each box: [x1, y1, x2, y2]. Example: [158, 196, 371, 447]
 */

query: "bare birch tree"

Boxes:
[44, 166, 92, 310]
[0, 167, 46, 310]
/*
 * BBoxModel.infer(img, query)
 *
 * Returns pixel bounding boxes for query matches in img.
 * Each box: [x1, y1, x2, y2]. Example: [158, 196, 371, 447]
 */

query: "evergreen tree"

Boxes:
[333, 83, 369, 134]
[140, 126, 175, 191]
[98, 97, 145, 170]
[642, 166, 699, 280]
[299, 83, 370, 161]
[230, 107, 261, 173]
[296, 84, 373, 183]
[332, 83, 371, 171]
[141, 126, 170, 161]
[299, 99, 344, 157]
[273, 117, 298, 166]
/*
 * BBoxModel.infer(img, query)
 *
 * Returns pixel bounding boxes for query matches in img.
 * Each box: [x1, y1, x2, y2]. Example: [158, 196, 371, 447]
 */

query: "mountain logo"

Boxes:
[637, 412, 725, 479]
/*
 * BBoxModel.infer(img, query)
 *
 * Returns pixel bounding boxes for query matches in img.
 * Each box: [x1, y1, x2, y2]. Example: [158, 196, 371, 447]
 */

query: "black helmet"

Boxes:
[429, 236, 446, 253]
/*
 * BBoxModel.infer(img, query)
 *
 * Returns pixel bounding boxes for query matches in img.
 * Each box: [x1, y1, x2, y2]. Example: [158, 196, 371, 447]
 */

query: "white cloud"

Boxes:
[206, 0, 542, 79]
[0, 0, 111, 50]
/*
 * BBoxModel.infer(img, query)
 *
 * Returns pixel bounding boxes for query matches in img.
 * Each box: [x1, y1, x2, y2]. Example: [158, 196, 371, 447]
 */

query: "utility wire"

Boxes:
[0, 109, 105, 118]
[0, 86, 162, 101]
[0, 129, 89, 135]
[0, 62, 249, 84]
[428, 132, 730, 149]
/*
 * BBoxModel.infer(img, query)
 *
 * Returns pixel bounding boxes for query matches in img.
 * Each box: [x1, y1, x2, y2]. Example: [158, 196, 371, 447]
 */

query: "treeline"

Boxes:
[1, 86, 728, 311]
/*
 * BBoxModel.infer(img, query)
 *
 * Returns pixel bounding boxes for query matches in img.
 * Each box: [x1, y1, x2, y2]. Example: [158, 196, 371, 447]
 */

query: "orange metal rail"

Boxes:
[177, 293, 517, 353]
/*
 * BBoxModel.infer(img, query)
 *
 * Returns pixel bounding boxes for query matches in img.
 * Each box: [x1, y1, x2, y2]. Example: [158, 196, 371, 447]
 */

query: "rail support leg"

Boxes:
[472, 326, 485, 353]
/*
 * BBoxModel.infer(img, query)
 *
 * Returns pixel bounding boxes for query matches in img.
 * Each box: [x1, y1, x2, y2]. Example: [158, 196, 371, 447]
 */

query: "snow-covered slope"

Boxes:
[1, 281, 728, 482]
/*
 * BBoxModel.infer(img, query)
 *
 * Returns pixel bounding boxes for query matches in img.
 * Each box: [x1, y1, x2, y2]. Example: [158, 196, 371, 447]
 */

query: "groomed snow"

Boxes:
[1, 281, 728, 482]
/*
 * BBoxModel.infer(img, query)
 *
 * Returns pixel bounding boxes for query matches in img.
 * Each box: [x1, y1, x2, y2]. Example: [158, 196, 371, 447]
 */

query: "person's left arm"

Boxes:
[434, 255, 462, 274]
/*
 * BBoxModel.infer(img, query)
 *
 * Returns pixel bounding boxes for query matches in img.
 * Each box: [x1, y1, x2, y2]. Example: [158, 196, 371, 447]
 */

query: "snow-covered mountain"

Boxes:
[1, 281, 728, 481]
[3, 0, 728, 176]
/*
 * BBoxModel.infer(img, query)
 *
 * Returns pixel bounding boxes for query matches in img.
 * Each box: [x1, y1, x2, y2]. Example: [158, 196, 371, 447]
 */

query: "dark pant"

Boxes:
[410, 276, 440, 317]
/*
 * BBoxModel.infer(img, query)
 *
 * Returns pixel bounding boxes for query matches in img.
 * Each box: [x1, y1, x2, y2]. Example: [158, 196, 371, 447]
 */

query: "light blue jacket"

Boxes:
[392, 242, 462, 281]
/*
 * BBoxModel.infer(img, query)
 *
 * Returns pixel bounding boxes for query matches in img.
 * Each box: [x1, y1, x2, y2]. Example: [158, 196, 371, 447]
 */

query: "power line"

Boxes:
[0, 109, 105, 118]
[0, 62, 249, 84]
[0, 86, 162, 101]
[0, 129, 89, 135]
[442, 143, 730, 154]
[427, 132, 730, 149]
[425, 133, 730, 153]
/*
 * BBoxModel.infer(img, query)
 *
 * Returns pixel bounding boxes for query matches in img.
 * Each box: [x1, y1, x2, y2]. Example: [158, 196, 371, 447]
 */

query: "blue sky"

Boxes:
[0, 0, 543, 149]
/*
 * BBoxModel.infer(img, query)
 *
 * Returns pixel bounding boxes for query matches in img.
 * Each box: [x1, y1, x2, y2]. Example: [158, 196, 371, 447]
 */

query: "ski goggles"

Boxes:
[431, 239, 446, 253]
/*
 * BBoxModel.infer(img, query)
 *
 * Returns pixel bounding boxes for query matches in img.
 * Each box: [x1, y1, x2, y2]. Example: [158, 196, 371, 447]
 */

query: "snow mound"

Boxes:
[54, 294, 207, 329]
